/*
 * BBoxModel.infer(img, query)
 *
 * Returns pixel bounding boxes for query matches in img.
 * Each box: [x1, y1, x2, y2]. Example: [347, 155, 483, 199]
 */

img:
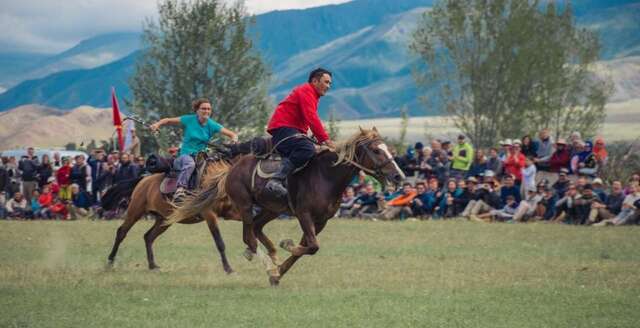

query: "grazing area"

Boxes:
[1, 219, 639, 327]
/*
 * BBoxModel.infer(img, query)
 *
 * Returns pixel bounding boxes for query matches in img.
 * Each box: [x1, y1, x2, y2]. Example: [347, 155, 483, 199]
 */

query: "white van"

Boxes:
[0, 149, 90, 162]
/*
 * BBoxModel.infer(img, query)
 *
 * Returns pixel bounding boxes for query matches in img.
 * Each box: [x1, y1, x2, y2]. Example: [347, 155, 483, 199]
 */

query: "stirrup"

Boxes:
[172, 187, 187, 203]
[265, 179, 288, 197]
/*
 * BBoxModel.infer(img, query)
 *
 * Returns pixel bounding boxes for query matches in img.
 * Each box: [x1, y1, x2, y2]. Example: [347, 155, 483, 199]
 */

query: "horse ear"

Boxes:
[359, 126, 365, 134]
[372, 126, 378, 133]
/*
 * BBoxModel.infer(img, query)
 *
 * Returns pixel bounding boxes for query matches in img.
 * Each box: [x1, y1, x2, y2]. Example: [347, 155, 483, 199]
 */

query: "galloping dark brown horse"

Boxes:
[102, 160, 246, 273]
[169, 128, 405, 285]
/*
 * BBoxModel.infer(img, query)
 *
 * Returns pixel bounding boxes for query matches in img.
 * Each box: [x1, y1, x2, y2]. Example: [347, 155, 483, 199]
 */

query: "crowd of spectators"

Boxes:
[338, 129, 640, 226]
[0, 146, 147, 220]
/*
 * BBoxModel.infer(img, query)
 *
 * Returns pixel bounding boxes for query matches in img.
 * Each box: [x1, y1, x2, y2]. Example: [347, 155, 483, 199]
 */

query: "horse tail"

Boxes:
[165, 161, 231, 225]
[100, 176, 144, 210]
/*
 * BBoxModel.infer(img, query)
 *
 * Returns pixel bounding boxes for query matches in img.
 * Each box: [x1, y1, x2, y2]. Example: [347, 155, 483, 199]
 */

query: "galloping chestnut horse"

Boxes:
[102, 160, 252, 273]
[169, 128, 405, 285]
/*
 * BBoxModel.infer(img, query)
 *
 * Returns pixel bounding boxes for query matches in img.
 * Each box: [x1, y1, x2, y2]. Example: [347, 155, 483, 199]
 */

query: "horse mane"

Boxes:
[332, 128, 380, 166]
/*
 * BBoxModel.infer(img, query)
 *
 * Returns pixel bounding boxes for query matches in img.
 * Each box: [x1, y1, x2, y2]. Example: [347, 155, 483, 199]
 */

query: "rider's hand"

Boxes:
[323, 139, 336, 149]
[150, 122, 161, 132]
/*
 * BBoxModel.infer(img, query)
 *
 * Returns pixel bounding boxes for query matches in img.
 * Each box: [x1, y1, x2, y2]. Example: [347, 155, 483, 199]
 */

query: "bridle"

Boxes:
[344, 138, 395, 180]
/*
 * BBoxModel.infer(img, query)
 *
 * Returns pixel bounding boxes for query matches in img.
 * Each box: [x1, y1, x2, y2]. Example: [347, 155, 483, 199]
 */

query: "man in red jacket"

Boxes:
[265, 68, 336, 197]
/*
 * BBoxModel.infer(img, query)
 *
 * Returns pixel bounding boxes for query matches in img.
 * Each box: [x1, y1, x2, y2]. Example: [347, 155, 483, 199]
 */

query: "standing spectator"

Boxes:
[126, 128, 142, 157]
[441, 141, 453, 158]
[114, 153, 139, 184]
[503, 143, 525, 186]
[135, 156, 147, 176]
[5, 157, 20, 198]
[18, 147, 39, 204]
[451, 135, 473, 178]
[486, 148, 503, 178]
[70, 155, 92, 193]
[467, 149, 487, 179]
[430, 151, 450, 185]
[521, 135, 538, 158]
[88, 150, 106, 203]
[534, 129, 554, 165]
[52, 152, 63, 172]
[56, 158, 72, 201]
[521, 157, 537, 197]
[0, 161, 8, 197]
[549, 139, 571, 174]
[592, 137, 608, 166]
[37, 154, 53, 189]
[6, 192, 28, 219]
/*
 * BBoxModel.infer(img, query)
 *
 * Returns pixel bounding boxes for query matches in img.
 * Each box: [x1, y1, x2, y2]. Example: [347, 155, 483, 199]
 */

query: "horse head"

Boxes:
[336, 127, 406, 185]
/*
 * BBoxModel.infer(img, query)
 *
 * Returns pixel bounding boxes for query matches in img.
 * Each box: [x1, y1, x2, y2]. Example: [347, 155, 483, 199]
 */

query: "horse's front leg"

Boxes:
[285, 212, 319, 257]
[274, 220, 327, 286]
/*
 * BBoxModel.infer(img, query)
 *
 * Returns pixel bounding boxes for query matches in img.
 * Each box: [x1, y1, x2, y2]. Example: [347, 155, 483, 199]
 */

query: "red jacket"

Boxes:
[56, 166, 71, 185]
[267, 83, 329, 143]
[504, 152, 526, 181]
[550, 149, 570, 172]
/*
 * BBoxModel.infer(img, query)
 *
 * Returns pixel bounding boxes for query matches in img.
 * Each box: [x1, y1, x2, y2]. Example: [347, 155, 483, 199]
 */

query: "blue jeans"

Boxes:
[175, 154, 196, 188]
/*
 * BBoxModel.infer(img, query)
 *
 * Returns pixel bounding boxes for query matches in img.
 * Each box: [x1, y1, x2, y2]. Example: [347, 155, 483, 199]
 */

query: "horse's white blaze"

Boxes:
[377, 143, 406, 180]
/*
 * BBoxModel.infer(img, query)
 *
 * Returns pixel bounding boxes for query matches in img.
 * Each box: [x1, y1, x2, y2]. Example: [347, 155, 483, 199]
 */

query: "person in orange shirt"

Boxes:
[378, 182, 417, 220]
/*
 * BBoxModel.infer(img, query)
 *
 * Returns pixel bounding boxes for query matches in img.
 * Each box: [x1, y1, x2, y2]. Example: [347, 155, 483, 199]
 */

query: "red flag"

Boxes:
[111, 88, 124, 151]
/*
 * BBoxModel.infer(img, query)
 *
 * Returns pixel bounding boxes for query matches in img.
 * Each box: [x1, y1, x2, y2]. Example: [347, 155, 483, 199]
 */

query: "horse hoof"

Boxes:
[224, 267, 235, 275]
[279, 239, 294, 251]
[269, 276, 280, 287]
[243, 248, 255, 261]
[149, 265, 161, 271]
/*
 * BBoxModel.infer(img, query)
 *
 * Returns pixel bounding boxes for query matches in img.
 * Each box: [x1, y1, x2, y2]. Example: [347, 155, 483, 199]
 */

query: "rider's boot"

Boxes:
[173, 186, 187, 204]
[265, 158, 294, 198]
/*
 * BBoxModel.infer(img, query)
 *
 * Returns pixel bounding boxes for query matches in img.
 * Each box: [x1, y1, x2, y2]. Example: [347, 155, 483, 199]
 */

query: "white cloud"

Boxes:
[0, 0, 351, 54]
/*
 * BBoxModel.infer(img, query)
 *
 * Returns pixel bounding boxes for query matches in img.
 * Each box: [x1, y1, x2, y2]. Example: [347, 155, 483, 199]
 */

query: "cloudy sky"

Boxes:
[0, 0, 351, 54]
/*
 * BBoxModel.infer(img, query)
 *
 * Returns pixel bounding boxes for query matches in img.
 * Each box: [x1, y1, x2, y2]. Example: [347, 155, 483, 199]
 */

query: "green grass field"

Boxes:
[1, 219, 639, 327]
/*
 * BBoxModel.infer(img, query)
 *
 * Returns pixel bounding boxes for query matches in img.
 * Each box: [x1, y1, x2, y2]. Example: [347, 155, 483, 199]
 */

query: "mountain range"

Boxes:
[0, 0, 638, 119]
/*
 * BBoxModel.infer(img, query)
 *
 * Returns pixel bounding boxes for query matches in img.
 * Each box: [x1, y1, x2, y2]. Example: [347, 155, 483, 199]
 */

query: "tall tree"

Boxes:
[129, 0, 271, 153]
[410, 0, 612, 147]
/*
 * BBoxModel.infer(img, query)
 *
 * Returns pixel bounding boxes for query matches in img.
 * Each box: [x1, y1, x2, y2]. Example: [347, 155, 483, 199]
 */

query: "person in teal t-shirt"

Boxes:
[150, 98, 238, 201]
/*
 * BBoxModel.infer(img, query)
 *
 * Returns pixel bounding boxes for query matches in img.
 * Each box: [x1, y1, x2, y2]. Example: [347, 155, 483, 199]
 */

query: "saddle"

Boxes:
[157, 152, 213, 195]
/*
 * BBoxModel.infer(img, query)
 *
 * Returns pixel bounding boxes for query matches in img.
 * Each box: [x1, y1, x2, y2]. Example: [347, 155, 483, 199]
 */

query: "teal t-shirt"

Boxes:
[179, 114, 223, 156]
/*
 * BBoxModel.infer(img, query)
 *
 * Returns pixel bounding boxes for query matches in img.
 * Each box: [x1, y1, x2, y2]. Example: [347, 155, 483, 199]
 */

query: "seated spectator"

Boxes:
[594, 183, 640, 226]
[338, 186, 357, 218]
[624, 176, 640, 195]
[467, 150, 487, 179]
[352, 183, 382, 218]
[452, 178, 475, 217]
[6, 192, 28, 219]
[552, 169, 571, 197]
[575, 176, 588, 193]
[521, 135, 538, 158]
[0, 191, 6, 219]
[434, 179, 462, 218]
[49, 195, 69, 220]
[37, 185, 54, 220]
[535, 186, 557, 221]
[588, 180, 624, 224]
[68, 184, 92, 220]
[378, 182, 416, 220]
[477, 195, 518, 222]
[552, 183, 581, 224]
[351, 170, 382, 194]
[461, 181, 501, 219]
[571, 141, 597, 177]
[411, 182, 436, 219]
[500, 175, 521, 206]
[574, 184, 601, 224]
[591, 178, 608, 203]
[30, 190, 42, 219]
[383, 184, 402, 202]
[513, 187, 543, 222]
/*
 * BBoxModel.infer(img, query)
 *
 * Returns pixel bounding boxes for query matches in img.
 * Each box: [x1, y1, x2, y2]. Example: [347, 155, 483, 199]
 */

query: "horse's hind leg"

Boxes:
[144, 216, 170, 270]
[107, 206, 145, 266]
[203, 211, 233, 274]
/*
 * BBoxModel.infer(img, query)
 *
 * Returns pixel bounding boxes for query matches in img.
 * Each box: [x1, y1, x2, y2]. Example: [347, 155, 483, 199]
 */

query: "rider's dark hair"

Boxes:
[192, 98, 211, 112]
[308, 68, 332, 83]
